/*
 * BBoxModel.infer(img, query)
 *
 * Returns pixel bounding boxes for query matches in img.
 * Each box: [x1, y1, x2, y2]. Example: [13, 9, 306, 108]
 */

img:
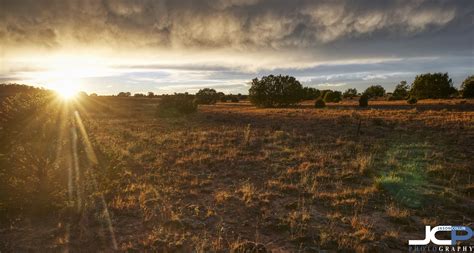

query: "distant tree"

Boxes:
[359, 94, 369, 107]
[90, 93, 98, 97]
[343, 88, 357, 99]
[118, 92, 131, 97]
[134, 93, 145, 97]
[302, 87, 321, 100]
[319, 90, 332, 99]
[314, 97, 326, 108]
[230, 95, 239, 103]
[390, 81, 409, 100]
[77, 91, 88, 97]
[461, 75, 474, 98]
[363, 85, 386, 98]
[323, 91, 342, 103]
[249, 75, 304, 107]
[410, 73, 455, 99]
[217, 92, 226, 101]
[195, 88, 218, 104]
[148, 92, 155, 98]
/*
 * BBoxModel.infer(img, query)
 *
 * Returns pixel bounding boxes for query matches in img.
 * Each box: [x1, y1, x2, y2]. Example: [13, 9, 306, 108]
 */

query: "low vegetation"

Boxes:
[0, 79, 473, 251]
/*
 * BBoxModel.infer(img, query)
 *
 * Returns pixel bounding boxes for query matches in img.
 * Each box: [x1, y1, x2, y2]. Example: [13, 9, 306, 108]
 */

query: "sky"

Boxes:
[0, 0, 473, 95]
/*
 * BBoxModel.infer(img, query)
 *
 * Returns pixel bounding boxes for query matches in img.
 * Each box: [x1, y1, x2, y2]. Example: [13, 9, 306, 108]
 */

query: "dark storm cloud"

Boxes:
[1, 0, 472, 94]
[1, 0, 472, 56]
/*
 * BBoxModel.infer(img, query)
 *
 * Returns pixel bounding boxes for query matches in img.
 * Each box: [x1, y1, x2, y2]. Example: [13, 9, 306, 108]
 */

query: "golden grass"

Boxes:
[1, 97, 473, 252]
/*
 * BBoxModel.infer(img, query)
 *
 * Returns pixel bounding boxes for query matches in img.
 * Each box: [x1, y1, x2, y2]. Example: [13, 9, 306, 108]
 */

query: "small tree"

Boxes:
[249, 75, 304, 107]
[195, 88, 218, 104]
[117, 92, 131, 97]
[410, 73, 455, 99]
[217, 92, 226, 102]
[134, 93, 145, 97]
[343, 88, 357, 99]
[391, 81, 409, 100]
[323, 91, 342, 103]
[461, 75, 474, 98]
[302, 87, 321, 100]
[359, 94, 369, 107]
[148, 92, 155, 98]
[314, 98, 325, 108]
[230, 96, 239, 102]
[363, 85, 385, 98]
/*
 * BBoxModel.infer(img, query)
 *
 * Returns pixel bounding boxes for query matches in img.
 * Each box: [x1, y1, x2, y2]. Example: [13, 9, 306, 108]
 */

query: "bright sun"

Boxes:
[51, 82, 79, 100]
[55, 85, 79, 100]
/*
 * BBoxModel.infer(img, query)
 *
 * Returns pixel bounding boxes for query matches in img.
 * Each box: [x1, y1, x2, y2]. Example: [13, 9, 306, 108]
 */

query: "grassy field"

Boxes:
[1, 97, 474, 252]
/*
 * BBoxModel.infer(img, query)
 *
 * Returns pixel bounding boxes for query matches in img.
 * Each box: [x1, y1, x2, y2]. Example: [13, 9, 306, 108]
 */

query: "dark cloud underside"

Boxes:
[1, 0, 472, 54]
[0, 0, 472, 94]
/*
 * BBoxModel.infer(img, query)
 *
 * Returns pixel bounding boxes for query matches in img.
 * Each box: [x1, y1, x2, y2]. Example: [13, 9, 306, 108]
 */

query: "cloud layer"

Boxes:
[0, 0, 472, 94]
[1, 0, 471, 52]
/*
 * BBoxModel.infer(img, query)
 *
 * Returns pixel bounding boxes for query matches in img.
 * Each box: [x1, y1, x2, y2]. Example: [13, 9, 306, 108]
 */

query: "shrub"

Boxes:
[220, 96, 228, 102]
[117, 91, 131, 97]
[461, 75, 474, 98]
[391, 81, 409, 100]
[407, 97, 417, 104]
[230, 96, 239, 102]
[0, 88, 63, 216]
[359, 94, 369, 107]
[249, 75, 304, 107]
[343, 88, 357, 99]
[302, 87, 321, 100]
[363, 85, 386, 98]
[314, 98, 326, 108]
[410, 73, 455, 99]
[157, 94, 197, 117]
[323, 91, 342, 103]
[195, 88, 218, 104]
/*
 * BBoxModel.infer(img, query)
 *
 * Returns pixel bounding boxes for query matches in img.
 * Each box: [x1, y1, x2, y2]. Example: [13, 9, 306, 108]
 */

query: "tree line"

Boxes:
[154, 73, 473, 115]
[249, 73, 473, 108]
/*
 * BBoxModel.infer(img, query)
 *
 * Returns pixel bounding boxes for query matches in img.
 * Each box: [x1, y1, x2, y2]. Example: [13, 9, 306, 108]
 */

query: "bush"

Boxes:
[157, 94, 197, 117]
[323, 91, 342, 103]
[410, 73, 455, 99]
[343, 88, 357, 99]
[117, 91, 131, 97]
[461, 75, 474, 98]
[230, 96, 239, 102]
[407, 97, 417, 104]
[363, 85, 386, 98]
[314, 98, 326, 108]
[391, 81, 409, 100]
[249, 75, 303, 107]
[302, 87, 321, 100]
[359, 94, 369, 107]
[0, 88, 63, 216]
[195, 88, 218, 104]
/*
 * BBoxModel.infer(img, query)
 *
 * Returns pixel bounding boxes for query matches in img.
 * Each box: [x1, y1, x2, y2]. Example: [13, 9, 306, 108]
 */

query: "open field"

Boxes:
[1, 97, 474, 252]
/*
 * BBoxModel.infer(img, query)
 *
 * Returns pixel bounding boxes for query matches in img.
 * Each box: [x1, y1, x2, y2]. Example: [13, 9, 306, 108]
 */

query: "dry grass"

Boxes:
[1, 97, 473, 252]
